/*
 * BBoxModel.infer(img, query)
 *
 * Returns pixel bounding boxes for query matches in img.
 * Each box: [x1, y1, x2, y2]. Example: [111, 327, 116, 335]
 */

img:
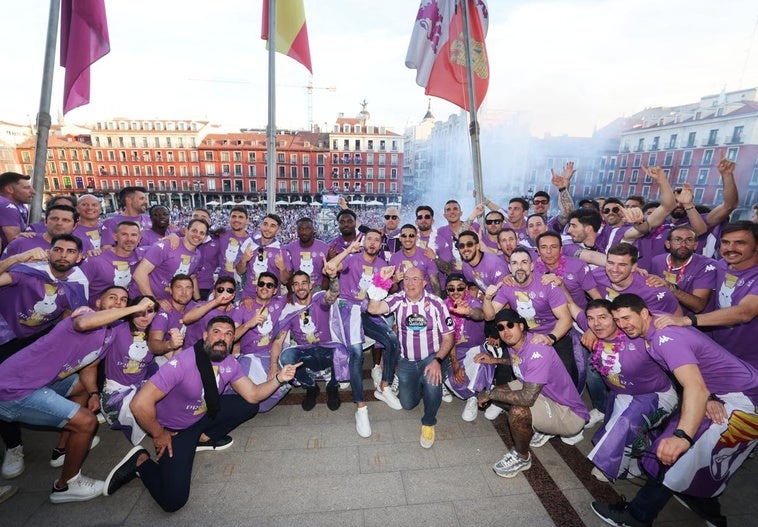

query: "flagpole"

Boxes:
[30, 0, 62, 223]
[266, 0, 276, 214]
[460, 0, 485, 208]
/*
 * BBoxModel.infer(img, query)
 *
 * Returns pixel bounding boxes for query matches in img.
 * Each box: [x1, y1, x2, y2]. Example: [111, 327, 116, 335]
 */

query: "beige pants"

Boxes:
[508, 380, 585, 437]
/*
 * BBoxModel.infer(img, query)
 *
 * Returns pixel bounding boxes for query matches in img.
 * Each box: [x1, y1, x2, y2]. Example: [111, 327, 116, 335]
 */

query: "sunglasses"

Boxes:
[496, 321, 516, 331]
[384, 214, 399, 220]
[416, 214, 432, 220]
[456, 241, 476, 250]
[302, 309, 310, 325]
[399, 233, 416, 238]
[257, 281, 276, 289]
[485, 219, 503, 225]
[216, 286, 235, 294]
[257, 246, 265, 262]
[446, 286, 466, 293]
[532, 199, 549, 205]
[602, 206, 621, 214]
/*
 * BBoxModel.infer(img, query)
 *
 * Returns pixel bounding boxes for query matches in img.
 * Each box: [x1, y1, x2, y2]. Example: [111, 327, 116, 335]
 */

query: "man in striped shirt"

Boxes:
[367, 266, 454, 449]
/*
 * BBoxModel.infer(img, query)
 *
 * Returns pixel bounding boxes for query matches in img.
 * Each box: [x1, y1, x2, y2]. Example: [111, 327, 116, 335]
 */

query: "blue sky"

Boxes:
[2, 0, 757, 136]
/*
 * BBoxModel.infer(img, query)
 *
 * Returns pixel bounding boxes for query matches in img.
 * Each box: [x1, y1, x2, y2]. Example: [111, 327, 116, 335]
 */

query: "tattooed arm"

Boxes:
[478, 381, 544, 407]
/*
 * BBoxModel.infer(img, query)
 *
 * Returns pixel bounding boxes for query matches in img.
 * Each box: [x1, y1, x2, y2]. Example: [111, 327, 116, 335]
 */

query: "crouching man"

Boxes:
[103, 316, 300, 512]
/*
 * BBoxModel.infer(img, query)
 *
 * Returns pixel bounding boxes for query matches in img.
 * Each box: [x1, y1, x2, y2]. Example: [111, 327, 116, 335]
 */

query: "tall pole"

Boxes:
[460, 0, 485, 207]
[30, 0, 62, 223]
[266, 0, 276, 214]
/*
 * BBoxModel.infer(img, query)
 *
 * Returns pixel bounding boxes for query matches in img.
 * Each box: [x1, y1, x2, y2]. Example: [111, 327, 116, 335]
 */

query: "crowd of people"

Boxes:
[0, 161, 755, 525]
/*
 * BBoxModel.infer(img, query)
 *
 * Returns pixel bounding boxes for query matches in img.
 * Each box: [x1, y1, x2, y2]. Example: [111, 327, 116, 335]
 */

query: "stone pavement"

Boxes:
[1, 378, 756, 526]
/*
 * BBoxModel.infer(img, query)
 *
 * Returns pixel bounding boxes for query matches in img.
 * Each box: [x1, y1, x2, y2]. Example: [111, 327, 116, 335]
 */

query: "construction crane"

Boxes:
[279, 80, 337, 131]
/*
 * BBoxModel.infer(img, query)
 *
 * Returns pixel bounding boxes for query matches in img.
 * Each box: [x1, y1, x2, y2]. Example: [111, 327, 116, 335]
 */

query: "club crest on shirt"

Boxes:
[405, 313, 427, 331]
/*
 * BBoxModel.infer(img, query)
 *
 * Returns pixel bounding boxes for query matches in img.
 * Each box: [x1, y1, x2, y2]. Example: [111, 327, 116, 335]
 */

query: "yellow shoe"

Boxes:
[420, 425, 435, 448]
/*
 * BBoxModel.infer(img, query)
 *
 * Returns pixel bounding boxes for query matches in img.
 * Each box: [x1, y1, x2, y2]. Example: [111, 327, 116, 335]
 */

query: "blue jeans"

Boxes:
[279, 346, 338, 388]
[362, 313, 400, 384]
[397, 355, 442, 426]
[347, 343, 364, 403]
[0, 375, 79, 428]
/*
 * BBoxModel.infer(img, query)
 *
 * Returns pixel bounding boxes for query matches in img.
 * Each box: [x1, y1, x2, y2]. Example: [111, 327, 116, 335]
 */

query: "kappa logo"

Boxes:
[657, 292, 666, 301]
[495, 270, 502, 277]
[530, 351, 543, 359]
[168, 359, 178, 367]
[705, 265, 715, 272]
[658, 335, 673, 346]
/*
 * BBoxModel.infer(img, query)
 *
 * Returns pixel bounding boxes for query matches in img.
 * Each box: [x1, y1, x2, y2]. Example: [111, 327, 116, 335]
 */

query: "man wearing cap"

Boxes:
[478, 309, 588, 478]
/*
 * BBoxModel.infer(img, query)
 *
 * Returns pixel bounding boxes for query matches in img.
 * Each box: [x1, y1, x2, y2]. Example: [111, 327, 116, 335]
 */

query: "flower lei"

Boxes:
[591, 332, 624, 377]
[535, 255, 567, 277]
[445, 291, 471, 343]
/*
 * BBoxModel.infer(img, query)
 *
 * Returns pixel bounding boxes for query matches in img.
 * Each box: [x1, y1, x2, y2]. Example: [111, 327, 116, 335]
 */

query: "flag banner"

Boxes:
[60, 0, 110, 114]
[261, 0, 313, 73]
[406, 0, 489, 111]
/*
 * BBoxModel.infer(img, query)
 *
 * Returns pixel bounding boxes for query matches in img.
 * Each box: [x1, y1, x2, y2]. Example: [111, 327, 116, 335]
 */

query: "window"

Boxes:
[702, 150, 714, 165]
[636, 138, 644, 152]
[731, 126, 744, 144]
[726, 147, 738, 162]
[354, 140, 361, 151]
[682, 151, 692, 166]
[248, 165, 257, 177]
[651, 136, 660, 151]
[391, 168, 397, 179]
[615, 185, 623, 195]
[697, 169, 708, 185]
[234, 164, 243, 176]
[668, 134, 677, 148]
[707, 129, 718, 146]
[303, 166, 310, 179]
[290, 154, 297, 164]
[693, 187, 704, 203]
[648, 153, 657, 166]
[234, 180, 243, 192]
[677, 168, 689, 184]
[290, 181, 298, 192]
[204, 152, 213, 161]
[249, 180, 257, 192]
[221, 152, 230, 162]
[378, 168, 386, 179]
[628, 185, 636, 195]
[617, 170, 625, 182]
[633, 155, 641, 167]
[378, 154, 386, 165]
[247, 152, 256, 162]
[750, 166, 758, 186]
[317, 154, 325, 165]
[221, 164, 230, 175]
[366, 168, 373, 179]
[290, 166, 298, 178]
[391, 154, 398, 165]
[663, 152, 673, 166]
[278, 166, 285, 178]
[642, 185, 650, 198]
[343, 139, 349, 150]
[379, 140, 386, 151]
[278, 181, 286, 192]
[686, 132, 696, 147]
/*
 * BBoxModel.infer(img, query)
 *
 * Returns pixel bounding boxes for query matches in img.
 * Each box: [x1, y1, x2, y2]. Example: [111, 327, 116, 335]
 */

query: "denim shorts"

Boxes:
[0, 374, 80, 428]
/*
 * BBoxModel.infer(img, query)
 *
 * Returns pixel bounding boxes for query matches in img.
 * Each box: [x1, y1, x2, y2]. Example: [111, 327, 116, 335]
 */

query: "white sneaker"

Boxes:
[374, 386, 402, 410]
[462, 396, 478, 422]
[339, 382, 351, 391]
[441, 383, 453, 403]
[355, 406, 372, 438]
[49, 472, 104, 503]
[584, 408, 605, 429]
[560, 431, 584, 445]
[50, 435, 101, 468]
[484, 404, 504, 420]
[370, 365, 382, 390]
[390, 375, 399, 395]
[1, 445, 24, 479]
[529, 432, 554, 448]
[0, 484, 18, 504]
[591, 466, 609, 482]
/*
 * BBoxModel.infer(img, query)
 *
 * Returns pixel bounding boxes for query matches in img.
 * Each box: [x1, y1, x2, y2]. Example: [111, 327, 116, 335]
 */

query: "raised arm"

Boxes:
[705, 157, 738, 227]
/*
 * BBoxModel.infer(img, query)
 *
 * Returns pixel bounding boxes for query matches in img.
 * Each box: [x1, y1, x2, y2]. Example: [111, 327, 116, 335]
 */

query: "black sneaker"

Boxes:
[591, 501, 651, 527]
[196, 435, 234, 452]
[326, 385, 341, 411]
[302, 384, 320, 411]
[103, 446, 147, 496]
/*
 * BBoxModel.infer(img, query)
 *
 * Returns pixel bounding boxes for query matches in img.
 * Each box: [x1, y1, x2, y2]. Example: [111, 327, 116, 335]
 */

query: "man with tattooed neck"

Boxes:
[477, 309, 588, 479]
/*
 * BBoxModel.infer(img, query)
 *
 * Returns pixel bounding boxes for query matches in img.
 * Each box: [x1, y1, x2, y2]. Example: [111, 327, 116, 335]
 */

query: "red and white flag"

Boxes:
[60, 0, 110, 114]
[406, 0, 489, 111]
[261, 0, 313, 74]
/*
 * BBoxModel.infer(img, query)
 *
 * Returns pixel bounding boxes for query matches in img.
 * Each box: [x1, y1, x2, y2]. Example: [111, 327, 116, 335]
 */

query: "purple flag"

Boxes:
[60, 0, 110, 114]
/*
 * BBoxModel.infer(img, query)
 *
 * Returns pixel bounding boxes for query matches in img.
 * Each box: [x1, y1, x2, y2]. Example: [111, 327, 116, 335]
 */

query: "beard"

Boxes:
[205, 340, 230, 362]
[513, 271, 530, 284]
[50, 260, 74, 273]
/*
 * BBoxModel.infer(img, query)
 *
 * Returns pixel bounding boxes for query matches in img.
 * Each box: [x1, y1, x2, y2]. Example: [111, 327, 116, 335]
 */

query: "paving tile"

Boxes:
[358, 442, 439, 474]
[530, 442, 587, 491]
[452, 494, 554, 527]
[402, 464, 492, 504]
[257, 509, 365, 526]
[363, 501, 459, 527]
[434, 435, 511, 468]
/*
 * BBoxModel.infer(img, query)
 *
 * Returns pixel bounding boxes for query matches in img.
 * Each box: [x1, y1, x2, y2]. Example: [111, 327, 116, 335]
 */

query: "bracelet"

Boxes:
[547, 333, 558, 343]
[434, 357, 444, 365]
[274, 373, 284, 385]
[89, 391, 100, 397]
[672, 428, 694, 447]
[684, 206, 696, 211]
[558, 187, 566, 192]
[687, 314, 698, 327]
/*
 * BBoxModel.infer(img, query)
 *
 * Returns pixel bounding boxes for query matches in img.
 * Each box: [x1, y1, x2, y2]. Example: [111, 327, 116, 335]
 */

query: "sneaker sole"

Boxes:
[196, 437, 234, 452]
[590, 502, 621, 527]
[50, 480, 105, 504]
[374, 390, 402, 410]
[529, 435, 553, 448]
[103, 445, 144, 496]
[1, 467, 24, 479]
[493, 460, 532, 478]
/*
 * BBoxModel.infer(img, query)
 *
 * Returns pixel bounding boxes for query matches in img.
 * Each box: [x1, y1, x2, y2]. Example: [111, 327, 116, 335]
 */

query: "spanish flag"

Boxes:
[261, 0, 313, 74]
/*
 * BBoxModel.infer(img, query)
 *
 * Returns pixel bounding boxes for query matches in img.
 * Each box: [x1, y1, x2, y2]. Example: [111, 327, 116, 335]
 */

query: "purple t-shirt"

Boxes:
[232, 297, 286, 356]
[644, 323, 758, 405]
[150, 302, 197, 341]
[285, 239, 329, 282]
[480, 234, 502, 255]
[385, 291, 454, 361]
[196, 236, 221, 290]
[73, 223, 103, 251]
[282, 295, 332, 345]
[536, 255, 591, 309]
[80, 248, 141, 307]
[650, 253, 717, 316]
[493, 277, 567, 334]
[183, 303, 234, 350]
[139, 227, 180, 248]
[103, 321, 154, 387]
[576, 313, 671, 395]
[0, 314, 112, 400]
[0, 196, 28, 248]
[595, 224, 634, 253]
[634, 225, 670, 273]
[452, 297, 486, 359]
[1, 234, 54, 260]
[217, 231, 253, 278]
[390, 247, 439, 293]
[338, 253, 387, 303]
[583, 267, 680, 314]
[673, 213, 725, 259]
[508, 334, 589, 420]
[101, 213, 151, 246]
[711, 260, 758, 366]
[239, 240, 291, 298]
[462, 252, 509, 293]
[142, 240, 201, 301]
[150, 348, 245, 430]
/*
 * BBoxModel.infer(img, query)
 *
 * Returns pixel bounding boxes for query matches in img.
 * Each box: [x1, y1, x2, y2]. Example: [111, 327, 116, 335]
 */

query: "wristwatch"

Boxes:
[672, 428, 694, 447]
[434, 357, 444, 365]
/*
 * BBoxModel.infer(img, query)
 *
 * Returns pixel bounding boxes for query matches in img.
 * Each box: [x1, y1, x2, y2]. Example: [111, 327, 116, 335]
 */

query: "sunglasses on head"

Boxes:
[485, 219, 503, 225]
[456, 241, 476, 249]
[416, 214, 432, 220]
[384, 214, 399, 220]
[399, 233, 416, 238]
[257, 246, 264, 261]
[446, 285, 466, 293]
[602, 206, 621, 214]
[496, 321, 516, 331]
[216, 286, 235, 294]
[257, 281, 276, 289]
